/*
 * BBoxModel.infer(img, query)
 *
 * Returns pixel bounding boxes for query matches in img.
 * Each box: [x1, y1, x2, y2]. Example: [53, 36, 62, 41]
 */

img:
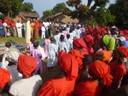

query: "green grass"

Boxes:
[0, 37, 44, 46]
[0, 37, 27, 45]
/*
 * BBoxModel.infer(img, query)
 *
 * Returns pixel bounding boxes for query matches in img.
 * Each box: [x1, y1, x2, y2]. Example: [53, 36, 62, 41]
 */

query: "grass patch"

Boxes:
[0, 37, 27, 45]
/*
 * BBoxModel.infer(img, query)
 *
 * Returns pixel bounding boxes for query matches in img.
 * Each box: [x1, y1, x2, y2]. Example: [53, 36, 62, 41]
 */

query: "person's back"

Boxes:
[9, 75, 42, 96]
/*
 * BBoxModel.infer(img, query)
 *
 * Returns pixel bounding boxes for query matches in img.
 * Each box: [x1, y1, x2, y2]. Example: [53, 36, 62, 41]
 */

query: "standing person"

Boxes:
[75, 26, 81, 38]
[27, 38, 35, 55]
[44, 35, 51, 57]
[110, 46, 128, 90]
[65, 34, 73, 52]
[9, 55, 43, 96]
[41, 24, 46, 39]
[3, 20, 8, 37]
[37, 53, 79, 96]
[34, 20, 40, 39]
[26, 19, 31, 43]
[0, 19, 4, 36]
[32, 42, 43, 75]
[16, 20, 22, 37]
[47, 37, 58, 70]
[58, 35, 67, 52]
[30, 20, 35, 38]
[10, 20, 17, 37]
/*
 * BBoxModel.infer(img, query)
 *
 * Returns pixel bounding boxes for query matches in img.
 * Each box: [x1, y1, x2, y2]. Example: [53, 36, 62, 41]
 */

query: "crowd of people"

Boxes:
[0, 16, 128, 96]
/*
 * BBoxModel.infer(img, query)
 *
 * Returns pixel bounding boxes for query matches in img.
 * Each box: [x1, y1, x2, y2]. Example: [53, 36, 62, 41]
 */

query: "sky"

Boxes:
[24, 0, 116, 17]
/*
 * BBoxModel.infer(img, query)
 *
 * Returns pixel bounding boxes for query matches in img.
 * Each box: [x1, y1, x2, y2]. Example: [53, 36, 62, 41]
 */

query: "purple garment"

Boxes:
[27, 43, 34, 55]
[44, 39, 51, 57]
[32, 48, 43, 74]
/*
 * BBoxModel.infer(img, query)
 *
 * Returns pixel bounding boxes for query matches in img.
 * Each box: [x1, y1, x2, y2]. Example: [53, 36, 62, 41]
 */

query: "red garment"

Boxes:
[4, 17, 11, 25]
[101, 27, 107, 35]
[38, 53, 78, 96]
[38, 77, 76, 96]
[95, 26, 101, 34]
[117, 46, 128, 58]
[73, 38, 89, 55]
[87, 26, 93, 34]
[73, 38, 87, 49]
[110, 61, 126, 82]
[0, 68, 11, 88]
[59, 53, 79, 80]
[84, 35, 94, 45]
[18, 55, 37, 77]
[74, 79, 103, 96]
[11, 20, 16, 27]
[69, 49, 83, 68]
[97, 50, 112, 64]
[90, 60, 113, 87]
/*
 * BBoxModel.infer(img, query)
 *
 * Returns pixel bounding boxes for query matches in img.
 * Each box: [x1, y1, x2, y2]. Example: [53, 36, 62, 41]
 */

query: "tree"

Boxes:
[21, 2, 33, 12]
[64, 0, 110, 22]
[93, 7, 115, 26]
[42, 10, 53, 19]
[109, 0, 128, 29]
[0, 0, 23, 17]
[52, 3, 67, 14]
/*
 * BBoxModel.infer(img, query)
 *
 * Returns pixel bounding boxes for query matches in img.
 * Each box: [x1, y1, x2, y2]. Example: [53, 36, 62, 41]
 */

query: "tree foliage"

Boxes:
[42, 10, 53, 19]
[64, 0, 114, 25]
[52, 3, 67, 14]
[21, 2, 33, 12]
[109, 0, 128, 28]
[0, 0, 34, 17]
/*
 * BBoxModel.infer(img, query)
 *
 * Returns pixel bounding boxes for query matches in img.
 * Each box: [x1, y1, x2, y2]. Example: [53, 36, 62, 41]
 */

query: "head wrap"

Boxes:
[121, 41, 128, 48]
[69, 49, 83, 67]
[73, 38, 87, 49]
[6, 48, 20, 63]
[0, 68, 11, 88]
[59, 53, 78, 80]
[103, 35, 115, 50]
[118, 36, 126, 41]
[117, 46, 128, 58]
[90, 60, 113, 87]
[84, 35, 94, 45]
[18, 55, 37, 77]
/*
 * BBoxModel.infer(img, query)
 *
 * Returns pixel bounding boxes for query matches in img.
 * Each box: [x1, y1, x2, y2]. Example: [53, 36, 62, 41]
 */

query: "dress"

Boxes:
[44, 39, 51, 57]
[47, 43, 58, 67]
[58, 41, 67, 52]
[32, 48, 43, 74]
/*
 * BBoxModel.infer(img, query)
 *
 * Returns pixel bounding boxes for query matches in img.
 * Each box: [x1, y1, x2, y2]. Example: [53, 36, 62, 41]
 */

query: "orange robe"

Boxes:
[38, 77, 75, 96]
[74, 79, 103, 96]
[98, 50, 112, 64]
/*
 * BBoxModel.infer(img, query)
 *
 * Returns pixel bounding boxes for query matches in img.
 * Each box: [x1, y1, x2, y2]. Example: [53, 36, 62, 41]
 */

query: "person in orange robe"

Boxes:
[97, 50, 112, 64]
[73, 60, 113, 96]
[110, 46, 128, 90]
[73, 38, 89, 55]
[37, 53, 79, 96]
[0, 68, 11, 94]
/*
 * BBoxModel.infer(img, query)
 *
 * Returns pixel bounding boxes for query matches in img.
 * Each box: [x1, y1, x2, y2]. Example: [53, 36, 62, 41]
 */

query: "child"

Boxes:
[65, 34, 73, 52]
[47, 37, 58, 70]
[32, 42, 43, 74]
[44, 35, 51, 57]
[27, 38, 35, 56]
[58, 35, 67, 52]
[1, 42, 12, 68]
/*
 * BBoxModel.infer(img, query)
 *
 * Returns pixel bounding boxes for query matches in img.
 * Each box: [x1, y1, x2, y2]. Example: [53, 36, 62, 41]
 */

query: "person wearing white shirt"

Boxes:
[16, 20, 22, 37]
